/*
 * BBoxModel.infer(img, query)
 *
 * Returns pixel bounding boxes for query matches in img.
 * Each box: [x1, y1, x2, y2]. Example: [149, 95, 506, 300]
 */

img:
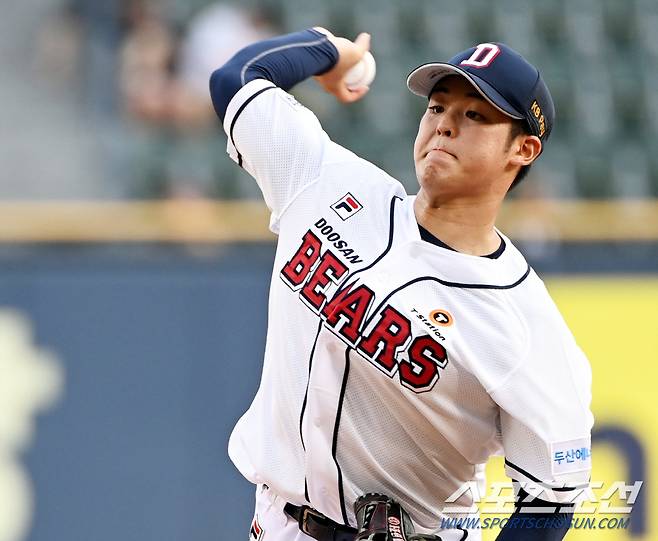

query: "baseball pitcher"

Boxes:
[210, 27, 593, 541]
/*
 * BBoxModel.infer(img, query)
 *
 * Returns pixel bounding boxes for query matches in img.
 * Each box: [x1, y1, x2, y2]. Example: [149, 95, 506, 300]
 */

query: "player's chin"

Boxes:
[417, 160, 451, 185]
[416, 167, 444, 192]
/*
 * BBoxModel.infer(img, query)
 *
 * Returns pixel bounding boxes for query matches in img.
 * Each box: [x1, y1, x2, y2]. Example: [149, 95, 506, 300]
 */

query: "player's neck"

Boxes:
[413, 190, 502, 257]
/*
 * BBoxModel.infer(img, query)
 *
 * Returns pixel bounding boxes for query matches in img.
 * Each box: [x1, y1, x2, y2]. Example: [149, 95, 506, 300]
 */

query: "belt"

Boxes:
[283, 502, 358, 541]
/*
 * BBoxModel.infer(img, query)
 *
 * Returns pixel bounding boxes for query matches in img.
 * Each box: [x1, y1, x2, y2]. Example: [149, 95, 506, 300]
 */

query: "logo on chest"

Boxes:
[280, 228, 449, 393]
[410, 308, 450, 341]
[331, 192, 363, 220]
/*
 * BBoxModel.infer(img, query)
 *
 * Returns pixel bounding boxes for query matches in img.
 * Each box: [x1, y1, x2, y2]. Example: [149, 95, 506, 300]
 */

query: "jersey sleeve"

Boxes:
[488, 299, 594, 504]
[222, 78, 330, 233]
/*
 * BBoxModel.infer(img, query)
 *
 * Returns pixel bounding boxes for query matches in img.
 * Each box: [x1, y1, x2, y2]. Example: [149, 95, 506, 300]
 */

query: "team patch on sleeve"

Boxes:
[550, 437, 592, 476]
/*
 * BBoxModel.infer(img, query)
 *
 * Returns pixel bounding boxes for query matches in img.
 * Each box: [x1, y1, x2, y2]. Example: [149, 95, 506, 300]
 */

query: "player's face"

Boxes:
[413, 75, 521, 200]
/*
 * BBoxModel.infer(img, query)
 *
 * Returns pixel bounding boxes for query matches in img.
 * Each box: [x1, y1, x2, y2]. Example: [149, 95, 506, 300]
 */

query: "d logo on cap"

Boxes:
[460, 43, 501, 68]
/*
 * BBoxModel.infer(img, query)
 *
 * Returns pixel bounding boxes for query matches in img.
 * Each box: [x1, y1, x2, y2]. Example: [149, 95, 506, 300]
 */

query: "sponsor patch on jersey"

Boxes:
[550, 437, 592, 476]
[249, 514, 264, 540]
[331, 192, 363, 221]
[429, 309, 453, 327]
[410, 308, 446, 341]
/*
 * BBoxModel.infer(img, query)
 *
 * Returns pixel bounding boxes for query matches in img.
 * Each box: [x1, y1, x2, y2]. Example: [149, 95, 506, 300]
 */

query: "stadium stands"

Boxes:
[249, 0, 658, 198]
[4, 0, 657, 199]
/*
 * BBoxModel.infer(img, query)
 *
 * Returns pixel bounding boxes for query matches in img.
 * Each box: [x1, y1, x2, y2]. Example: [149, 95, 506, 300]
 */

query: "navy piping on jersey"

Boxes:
[298, 195, 401, 507]
[299, 318, 324, 453]
[362, 267, 531, 334]
[336, 195, 403, 295]
[327, 196, 403, 524]
[505, 459, 590, 492]
[358, 195, 403, 274]
[418, 223, 506, 259]
[332, 348, 352, 525]
[299, 319, 323, 503]
[229, 84, 277, 167]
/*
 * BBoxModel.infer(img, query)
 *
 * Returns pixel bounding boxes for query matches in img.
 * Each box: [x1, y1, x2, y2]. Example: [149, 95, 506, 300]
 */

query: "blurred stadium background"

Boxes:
[0, 0, 656, 540]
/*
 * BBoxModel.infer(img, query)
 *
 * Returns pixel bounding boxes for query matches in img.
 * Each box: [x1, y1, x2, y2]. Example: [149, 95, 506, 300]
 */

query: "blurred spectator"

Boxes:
[0, 0, 115, 199]
[118, 2, 275, 198]
[119, 1, 178, 125]
[68, 0, 125, 117]
[8, 0, 657, 200]
[177, 3, 275, 125]
[34, 4, 83, 94]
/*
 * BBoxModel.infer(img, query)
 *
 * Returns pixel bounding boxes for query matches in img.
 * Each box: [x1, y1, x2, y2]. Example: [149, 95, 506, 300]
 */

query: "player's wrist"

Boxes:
[312, 30, 372, 103]
[311, 26, 334, 38]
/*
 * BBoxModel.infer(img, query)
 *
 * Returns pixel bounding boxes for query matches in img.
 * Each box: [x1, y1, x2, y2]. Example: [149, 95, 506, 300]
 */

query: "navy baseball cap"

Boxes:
[407, 42, 554, 142]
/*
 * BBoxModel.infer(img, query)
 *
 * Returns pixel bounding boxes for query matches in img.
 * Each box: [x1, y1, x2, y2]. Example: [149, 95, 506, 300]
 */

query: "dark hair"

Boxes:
[507, 119, 533, 191]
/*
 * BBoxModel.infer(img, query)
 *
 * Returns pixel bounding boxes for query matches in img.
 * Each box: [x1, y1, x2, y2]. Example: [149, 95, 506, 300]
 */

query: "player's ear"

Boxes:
[510, 135, 542, 167]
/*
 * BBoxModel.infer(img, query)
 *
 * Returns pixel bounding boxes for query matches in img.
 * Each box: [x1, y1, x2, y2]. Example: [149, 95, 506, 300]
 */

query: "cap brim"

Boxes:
[406, 63, 524, 120]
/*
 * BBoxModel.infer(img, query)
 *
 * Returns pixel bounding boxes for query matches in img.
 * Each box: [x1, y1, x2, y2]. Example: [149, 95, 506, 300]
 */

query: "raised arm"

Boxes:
[208, 27, 372, 232]
[209, 27, 371, 122]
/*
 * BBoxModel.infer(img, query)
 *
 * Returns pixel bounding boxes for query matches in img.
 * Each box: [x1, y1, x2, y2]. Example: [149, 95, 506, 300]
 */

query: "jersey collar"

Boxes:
[399, 196, 531, 289]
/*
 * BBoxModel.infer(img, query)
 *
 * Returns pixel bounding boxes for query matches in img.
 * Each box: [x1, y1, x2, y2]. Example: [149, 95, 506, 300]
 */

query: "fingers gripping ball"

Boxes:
[344, 51, 376, 90]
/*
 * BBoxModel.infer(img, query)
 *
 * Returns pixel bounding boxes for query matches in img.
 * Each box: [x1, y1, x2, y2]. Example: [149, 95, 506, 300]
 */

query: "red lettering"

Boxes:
[322, 284, 374, 344]
[357, 306, 411, 373]
[280, 230, 322, 289]
[400, 335, 448, 391]
[300, 251, 348, 312]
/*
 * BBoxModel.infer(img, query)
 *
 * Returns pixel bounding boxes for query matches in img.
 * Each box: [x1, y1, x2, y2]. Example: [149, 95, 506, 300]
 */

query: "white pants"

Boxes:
[246, 484, 474, 541]
[248, 484, 315, 541]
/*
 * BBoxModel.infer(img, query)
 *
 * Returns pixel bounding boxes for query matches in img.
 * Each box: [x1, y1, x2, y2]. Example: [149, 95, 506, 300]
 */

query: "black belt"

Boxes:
[284, 502, 358, 541]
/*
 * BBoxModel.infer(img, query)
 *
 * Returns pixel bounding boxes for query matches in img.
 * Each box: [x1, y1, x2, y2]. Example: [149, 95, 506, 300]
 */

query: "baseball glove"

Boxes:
[354, 493, 441, 541]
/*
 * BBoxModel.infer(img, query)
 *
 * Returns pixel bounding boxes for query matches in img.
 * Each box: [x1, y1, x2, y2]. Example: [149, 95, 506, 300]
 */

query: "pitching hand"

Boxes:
[312, 27, 371, 103]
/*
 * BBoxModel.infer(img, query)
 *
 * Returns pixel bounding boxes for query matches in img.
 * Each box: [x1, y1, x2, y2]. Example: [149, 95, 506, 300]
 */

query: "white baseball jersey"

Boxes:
[223, 78, 594, 538]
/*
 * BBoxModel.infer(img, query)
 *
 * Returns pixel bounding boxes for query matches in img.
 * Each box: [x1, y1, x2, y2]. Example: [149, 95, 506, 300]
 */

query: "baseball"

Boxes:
[212, 29, 595, 541]
[344, 51, 376, 90]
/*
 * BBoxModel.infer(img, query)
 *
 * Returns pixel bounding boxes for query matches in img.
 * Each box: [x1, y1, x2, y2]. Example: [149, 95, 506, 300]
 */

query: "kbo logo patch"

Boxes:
[331, 192, 363, 221]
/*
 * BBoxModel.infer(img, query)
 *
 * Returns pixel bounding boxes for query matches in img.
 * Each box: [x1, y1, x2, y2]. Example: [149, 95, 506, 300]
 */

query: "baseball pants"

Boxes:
[248, 484, 314, 541]
[247, 484, 472, 541]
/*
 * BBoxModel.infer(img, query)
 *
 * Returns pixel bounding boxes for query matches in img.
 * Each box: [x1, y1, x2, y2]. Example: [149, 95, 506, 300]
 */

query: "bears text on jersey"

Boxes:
[280, 228, 449, 393]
